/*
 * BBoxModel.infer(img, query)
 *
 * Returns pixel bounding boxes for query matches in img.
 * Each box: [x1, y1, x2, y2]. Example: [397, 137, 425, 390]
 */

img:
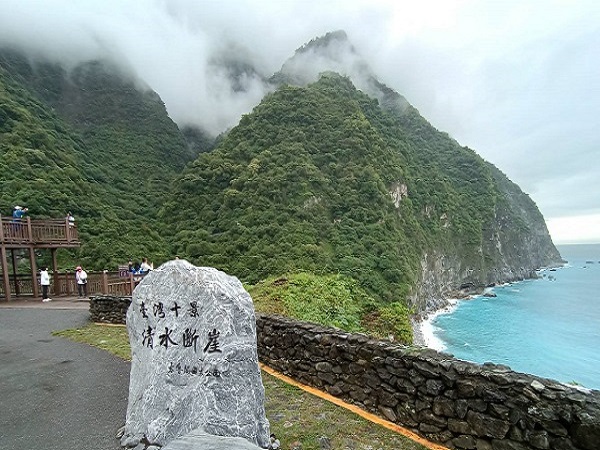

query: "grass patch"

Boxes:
[54, 323, 428, 450]
[53, 324, 131, 360]
[248, 272, 414, 344]
[248, 272, 368, 332]
[263, 373, 427, 450]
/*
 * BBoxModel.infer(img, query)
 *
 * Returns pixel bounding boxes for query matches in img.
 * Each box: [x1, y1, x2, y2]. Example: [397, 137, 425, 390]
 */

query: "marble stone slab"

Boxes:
[121, 260, 270, 448]
[161, 428, 263, 450]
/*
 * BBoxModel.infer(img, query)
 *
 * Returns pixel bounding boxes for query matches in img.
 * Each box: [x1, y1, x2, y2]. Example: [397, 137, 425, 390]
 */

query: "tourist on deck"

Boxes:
[131, 261, 142, 282]
[12, 206, 28, 220]
[140, 258, 153, 273]
[66, 211, 75, 228]
[11, 206, 28, 236]
[40, 267, 51, 302]
[75, 266, 88, 297]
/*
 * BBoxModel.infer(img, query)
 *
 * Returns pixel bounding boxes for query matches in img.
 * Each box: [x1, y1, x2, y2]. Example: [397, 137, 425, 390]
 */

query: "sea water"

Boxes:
[425, 243, 600, 390]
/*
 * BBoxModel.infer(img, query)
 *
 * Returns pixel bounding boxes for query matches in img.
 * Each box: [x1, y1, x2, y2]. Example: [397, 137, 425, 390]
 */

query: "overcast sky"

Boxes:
[1, 0, 598, 244]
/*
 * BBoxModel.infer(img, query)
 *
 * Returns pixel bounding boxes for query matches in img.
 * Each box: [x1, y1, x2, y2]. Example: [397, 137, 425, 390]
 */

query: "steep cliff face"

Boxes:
[366, 71, 562, 313]
[409, 251, 467, 313]
[409, 164, 563, 314]
[485, 163, 563, 274]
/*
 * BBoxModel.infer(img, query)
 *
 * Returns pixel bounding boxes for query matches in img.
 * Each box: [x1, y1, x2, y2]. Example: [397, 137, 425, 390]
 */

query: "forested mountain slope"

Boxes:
[164, 73, 561, 339]
[267, 31, 562, 313]
[0, 49, 203, 267]
[0, 64, 101, 219]
[0, 33, 561, 342]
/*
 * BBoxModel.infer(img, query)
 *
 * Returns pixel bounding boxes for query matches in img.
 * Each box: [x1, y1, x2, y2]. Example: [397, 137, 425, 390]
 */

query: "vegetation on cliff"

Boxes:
[163, 73, 560, 341]
[0, 50, 198, 268]
[1, 42, 560, 343]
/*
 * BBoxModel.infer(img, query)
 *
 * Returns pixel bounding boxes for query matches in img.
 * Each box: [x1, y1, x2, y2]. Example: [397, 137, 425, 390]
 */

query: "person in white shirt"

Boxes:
[76, 266, 88, 297]
[140, 258, 153, 273]
[66, 211, 75, 228]
[268, 434, 280, 449]
[40, 267, 51, 302]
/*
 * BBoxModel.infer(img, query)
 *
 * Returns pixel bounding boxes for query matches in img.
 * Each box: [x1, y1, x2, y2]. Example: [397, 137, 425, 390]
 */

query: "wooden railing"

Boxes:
[0, 271, 147, 298]
[102, 271, 147, 297]
[0, 216, 79, 246]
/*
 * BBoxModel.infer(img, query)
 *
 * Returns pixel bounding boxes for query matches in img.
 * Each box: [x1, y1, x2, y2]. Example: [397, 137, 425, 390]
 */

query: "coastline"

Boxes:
[413, 276, 547, 350]
[413, 299, 460, 350]
[411, 261, 568, 350]
[410, 252, 600, 390]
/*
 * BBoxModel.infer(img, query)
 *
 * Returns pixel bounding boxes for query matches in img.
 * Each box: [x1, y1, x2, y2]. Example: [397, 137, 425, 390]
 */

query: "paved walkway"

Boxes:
[0, 296, 90, 310]
[0, 302, 130, 450]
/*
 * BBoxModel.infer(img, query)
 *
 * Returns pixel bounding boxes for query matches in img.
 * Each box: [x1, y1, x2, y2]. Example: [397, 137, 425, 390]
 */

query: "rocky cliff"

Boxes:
[268, 31, 563, 315]
[409, 163, 563, 314]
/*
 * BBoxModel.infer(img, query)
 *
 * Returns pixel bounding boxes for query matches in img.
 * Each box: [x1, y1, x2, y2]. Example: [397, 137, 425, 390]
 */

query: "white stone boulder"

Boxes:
[121, 260, 270, 448]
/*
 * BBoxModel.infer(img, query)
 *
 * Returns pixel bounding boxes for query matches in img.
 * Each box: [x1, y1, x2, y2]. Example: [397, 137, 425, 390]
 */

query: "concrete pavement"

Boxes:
[0, 304, 130, 450]
[0, 296, 90, 310]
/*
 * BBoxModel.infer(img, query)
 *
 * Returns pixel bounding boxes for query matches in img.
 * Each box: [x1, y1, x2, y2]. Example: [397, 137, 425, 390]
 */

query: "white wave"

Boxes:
[421, 319, 446, 351]
[418, 299, 459, 351]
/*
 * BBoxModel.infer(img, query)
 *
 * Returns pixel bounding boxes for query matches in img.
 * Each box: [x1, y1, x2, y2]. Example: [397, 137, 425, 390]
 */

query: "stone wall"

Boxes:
[89, 296, 600, 450]
[256, 314, 600, 450]
[90, 295, 131, 324]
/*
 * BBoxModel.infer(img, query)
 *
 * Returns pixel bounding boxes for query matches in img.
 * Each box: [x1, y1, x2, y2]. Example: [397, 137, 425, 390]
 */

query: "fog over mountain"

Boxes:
[1, 0, 599, 243]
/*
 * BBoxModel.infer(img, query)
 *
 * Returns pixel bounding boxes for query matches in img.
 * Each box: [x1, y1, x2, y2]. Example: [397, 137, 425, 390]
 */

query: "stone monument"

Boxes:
[120, 260, 270, 449]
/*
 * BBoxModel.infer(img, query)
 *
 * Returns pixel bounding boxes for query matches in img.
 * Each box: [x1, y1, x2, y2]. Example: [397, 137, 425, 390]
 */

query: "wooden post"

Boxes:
[129, 272, 135, 296]
[102, 270, 109, 294]
[65, 217, 71, 243]
[11, 250, 19, 297]
[26, 217, 33, 243]
[0, 216, 8, 301]
[51, 248, 58, 296]
[1, 244, 10, 302]
[29, 246, 39, 298]
[65, 271, 72, 296]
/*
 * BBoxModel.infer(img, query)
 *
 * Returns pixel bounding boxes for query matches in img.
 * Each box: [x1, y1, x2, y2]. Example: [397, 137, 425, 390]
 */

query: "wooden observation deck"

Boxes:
[0, 215, 80, 301]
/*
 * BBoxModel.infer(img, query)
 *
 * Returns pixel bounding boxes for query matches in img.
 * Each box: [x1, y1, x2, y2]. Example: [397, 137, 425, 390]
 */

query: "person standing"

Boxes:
[12, 206, 28, 220]
[140, 258, 153, 273]
[268, 434, 280, 449]
[66, 211, 75, 228]
[75, 266, 88, 297]
[40, 267, 51, 302]
[11, 206, 28, 236]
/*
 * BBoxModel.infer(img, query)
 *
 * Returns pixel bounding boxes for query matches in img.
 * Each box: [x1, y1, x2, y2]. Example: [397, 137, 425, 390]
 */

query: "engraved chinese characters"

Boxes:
[121, 260, 270, 449]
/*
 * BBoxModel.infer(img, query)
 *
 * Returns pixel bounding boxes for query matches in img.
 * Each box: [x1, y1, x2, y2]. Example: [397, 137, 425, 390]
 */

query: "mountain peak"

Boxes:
[296, 30, 352, 55]
[270, 30, 411, 116]
[271, 30, 364, 88]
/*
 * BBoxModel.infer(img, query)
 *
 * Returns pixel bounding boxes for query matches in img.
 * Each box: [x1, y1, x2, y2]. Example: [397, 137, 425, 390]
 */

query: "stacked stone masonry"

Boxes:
[91, 296, 600, 450]
[90, 295, 130, 324]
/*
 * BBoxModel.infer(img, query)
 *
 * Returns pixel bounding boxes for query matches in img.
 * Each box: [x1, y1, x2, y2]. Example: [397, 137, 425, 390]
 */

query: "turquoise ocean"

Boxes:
[425, 243, 600, 390]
